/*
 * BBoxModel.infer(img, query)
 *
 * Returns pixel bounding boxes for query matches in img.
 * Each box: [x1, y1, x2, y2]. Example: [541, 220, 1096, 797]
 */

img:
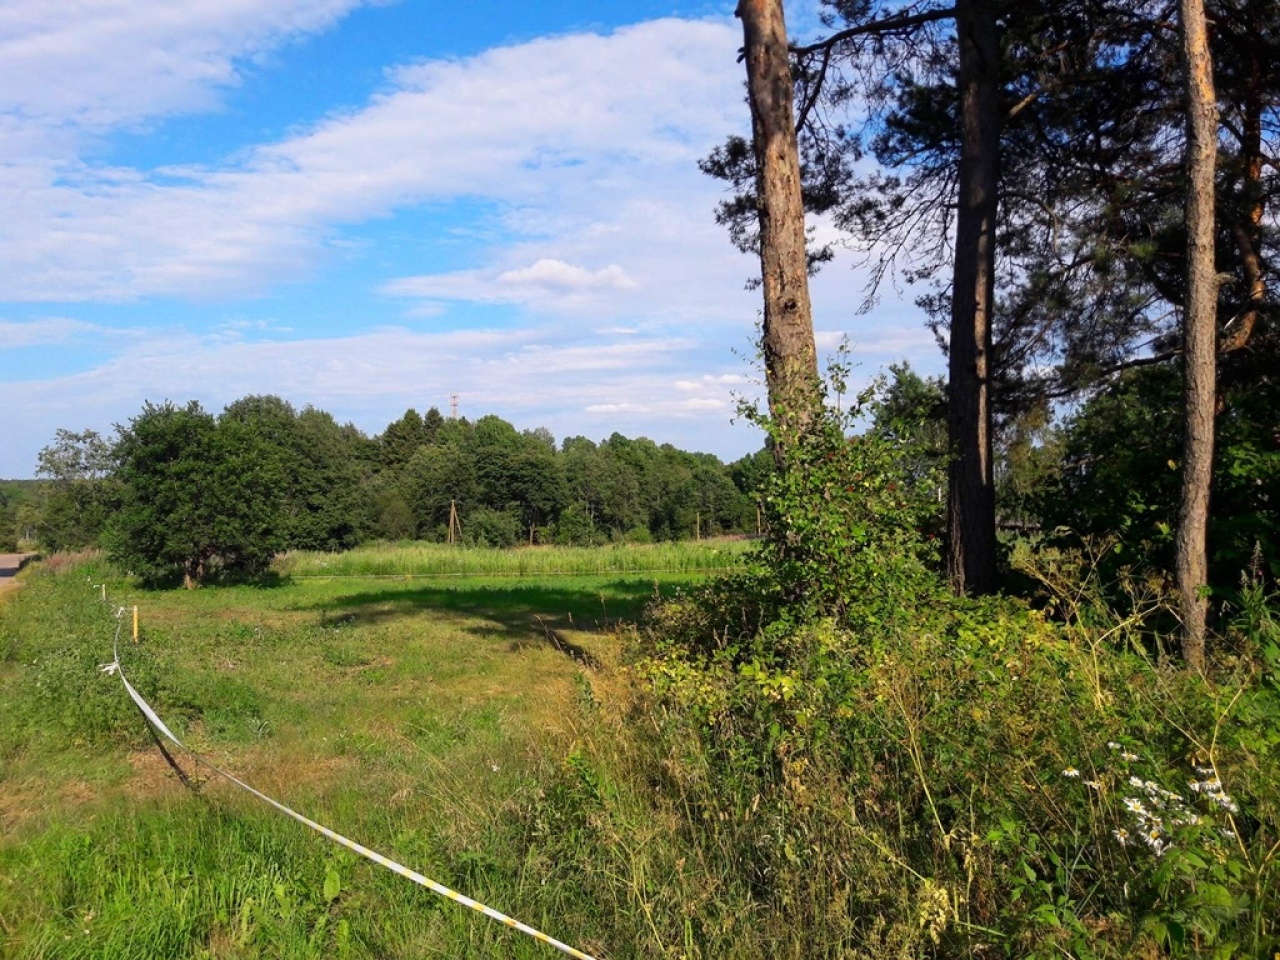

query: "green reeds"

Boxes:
[274, 540, 750, 579]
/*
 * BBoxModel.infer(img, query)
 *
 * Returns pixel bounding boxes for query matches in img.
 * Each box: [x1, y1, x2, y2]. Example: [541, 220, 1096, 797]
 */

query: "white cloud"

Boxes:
[383, 258, 641, 310]
[498, 260, 638, 293]
[0, 0, 366, 135]
[0, 17, 745, 302]
[0, 8, 948, 476]
[815, 326, 939, 356]
[0, 323, 768, 474]
[0, 316, 132, 347]
[585, 403, 650, 414]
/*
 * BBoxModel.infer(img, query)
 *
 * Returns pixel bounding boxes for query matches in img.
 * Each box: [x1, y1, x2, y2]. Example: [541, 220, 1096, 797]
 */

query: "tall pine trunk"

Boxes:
[738, 0, 821, 453]
[1176, 0, 1218, 669]
[947, 0, 999, 595]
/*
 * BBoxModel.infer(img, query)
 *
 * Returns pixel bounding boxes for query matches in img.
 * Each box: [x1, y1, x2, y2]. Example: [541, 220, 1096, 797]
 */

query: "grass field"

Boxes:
[0, 552, 713, 959]
[274, 538, 750, 579]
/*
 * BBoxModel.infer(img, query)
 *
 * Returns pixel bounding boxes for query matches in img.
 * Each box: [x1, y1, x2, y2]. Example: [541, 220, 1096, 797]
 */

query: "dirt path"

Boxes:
[0, 553, 36, 601]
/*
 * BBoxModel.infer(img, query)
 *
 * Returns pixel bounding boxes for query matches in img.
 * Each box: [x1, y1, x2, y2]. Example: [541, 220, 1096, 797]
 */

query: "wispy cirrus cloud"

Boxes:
[0, 323, 763, 471]
[0, 316, 139, 347]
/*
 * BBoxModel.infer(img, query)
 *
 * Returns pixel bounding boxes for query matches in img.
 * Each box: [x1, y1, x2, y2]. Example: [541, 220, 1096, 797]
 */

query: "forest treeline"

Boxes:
[2, 396, 777, 582]
[3, 349, 1274, 595]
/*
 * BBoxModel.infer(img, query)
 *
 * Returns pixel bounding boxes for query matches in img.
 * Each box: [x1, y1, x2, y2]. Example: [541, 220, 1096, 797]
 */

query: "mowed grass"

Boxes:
[275, 538, 750, 579]
[0, 555, 707, 959]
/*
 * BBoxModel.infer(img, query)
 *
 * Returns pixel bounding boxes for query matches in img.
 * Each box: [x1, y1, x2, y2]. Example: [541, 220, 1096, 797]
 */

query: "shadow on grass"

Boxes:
[308, 578, 669, 643]
[138, 569, 294, 591]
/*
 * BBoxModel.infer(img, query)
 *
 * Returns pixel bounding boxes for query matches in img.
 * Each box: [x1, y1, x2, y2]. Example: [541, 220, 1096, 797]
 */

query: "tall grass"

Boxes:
[275, 539, 750, 579]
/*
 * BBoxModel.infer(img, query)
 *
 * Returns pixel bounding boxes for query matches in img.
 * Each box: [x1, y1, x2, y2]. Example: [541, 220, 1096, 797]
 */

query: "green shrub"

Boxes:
[462, 507, 522, 548]
[574, 386, 1280, 958]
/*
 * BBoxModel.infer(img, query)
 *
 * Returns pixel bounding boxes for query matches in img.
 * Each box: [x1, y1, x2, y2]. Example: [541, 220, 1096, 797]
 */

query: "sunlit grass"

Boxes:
[275, 538, 751, 579]
[0, 556, 715, 958]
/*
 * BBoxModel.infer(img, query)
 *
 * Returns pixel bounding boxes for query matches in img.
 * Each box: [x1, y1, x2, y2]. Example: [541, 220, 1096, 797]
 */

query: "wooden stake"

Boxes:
[696, 511, 701, 542]
[448, 500, 460, 545]
[101, 583, 106, 602]
[132, 605, 139, 644]
[756, 503, 762, 536]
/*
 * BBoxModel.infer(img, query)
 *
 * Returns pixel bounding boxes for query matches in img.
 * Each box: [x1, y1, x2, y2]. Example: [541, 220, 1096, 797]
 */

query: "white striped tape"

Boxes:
[99, 603, 600, 960]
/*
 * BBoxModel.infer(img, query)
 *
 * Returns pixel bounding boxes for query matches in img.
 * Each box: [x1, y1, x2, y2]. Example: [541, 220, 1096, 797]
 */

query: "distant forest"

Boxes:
[3, 395, 775, 564]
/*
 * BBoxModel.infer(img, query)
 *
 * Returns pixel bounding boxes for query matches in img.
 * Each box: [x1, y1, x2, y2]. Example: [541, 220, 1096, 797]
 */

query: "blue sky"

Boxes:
[0, 0, 938, 478]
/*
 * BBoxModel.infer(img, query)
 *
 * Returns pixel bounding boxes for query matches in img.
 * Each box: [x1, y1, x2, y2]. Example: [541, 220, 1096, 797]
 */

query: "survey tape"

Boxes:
[98, 603, 600, 960]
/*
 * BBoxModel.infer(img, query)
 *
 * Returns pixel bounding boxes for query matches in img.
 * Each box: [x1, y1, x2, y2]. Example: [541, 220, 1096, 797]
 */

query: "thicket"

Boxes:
[515, 387, 1280, 958]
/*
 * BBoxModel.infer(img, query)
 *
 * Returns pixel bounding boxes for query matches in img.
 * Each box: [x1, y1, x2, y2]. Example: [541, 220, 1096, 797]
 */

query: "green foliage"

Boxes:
[34, 399, 761, 572]
[462, 506, 523, 548]
[105, 401, 284, 585]
[0, 479, 39, 551]
[554, 502, 600, 546]
[1040, 365, 1280, 592]
[742, 376, 944, 626]
[628, 566, 1280, 956]
[563, 379, 1280, 957]
[222, 397, 370, 552]
[33, 429, 118, 551]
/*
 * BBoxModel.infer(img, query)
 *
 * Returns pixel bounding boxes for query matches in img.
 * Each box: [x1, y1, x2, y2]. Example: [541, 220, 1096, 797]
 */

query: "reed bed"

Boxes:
[274, 539, 751, 579]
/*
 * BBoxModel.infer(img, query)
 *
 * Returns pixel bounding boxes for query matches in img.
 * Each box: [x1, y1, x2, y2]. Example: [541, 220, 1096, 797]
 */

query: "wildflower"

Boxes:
[1219, 828, 1237, 840]
[1120, 751, 1139, 762]
[1123, 797, 1147, 815]
[1062, 767, 1081, 778]
[1107, 741, 1122, 751]
[1213, 795, 1240, 814]
[1083, 780, 1101, 791]
[1112, 828, 1129, 845]
[1129, 776, 1145, 789]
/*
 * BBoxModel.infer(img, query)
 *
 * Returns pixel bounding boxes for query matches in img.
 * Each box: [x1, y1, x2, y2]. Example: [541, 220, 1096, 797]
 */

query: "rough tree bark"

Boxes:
[947, 0, 1000, 595]
[738, 0, 821, 453]
[1176, 0, 1219, 669]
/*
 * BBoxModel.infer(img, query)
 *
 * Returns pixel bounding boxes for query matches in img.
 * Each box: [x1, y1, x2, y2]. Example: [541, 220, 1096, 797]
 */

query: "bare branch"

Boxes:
[791, 6, 956, 56]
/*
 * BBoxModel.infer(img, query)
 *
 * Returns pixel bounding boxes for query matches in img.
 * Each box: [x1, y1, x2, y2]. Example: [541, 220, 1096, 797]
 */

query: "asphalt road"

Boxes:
[0, 552, 35, 584]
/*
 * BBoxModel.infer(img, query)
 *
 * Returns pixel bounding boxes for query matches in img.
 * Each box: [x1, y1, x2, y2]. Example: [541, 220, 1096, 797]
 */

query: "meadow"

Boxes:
[6, 540, 1277, 958]
[274, 539, 751, 579]
[0, 549, 719, 959]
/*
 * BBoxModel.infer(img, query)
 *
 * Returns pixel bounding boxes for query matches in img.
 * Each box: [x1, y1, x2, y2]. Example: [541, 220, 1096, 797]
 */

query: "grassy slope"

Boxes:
[0, 557, 702, 959]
